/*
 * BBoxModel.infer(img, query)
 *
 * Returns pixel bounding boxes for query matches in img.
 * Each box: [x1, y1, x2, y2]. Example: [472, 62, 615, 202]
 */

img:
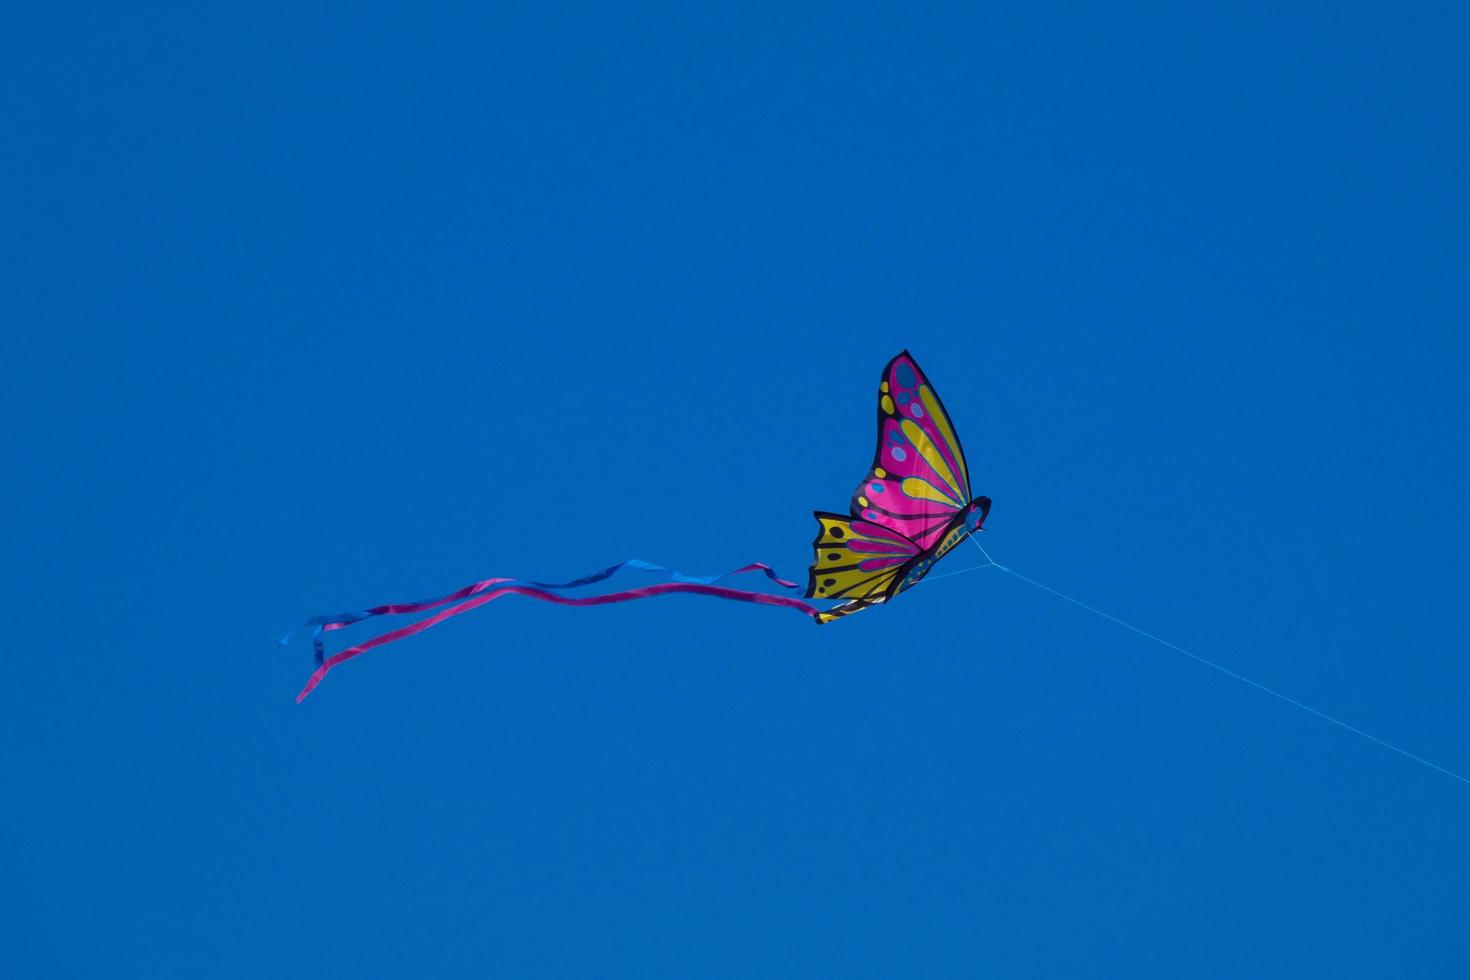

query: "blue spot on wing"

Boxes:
[895, 361, 917, 389]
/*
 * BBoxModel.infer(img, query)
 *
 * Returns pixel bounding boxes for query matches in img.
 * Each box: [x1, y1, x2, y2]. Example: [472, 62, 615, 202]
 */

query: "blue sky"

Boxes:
[5, 3, 1468, 976]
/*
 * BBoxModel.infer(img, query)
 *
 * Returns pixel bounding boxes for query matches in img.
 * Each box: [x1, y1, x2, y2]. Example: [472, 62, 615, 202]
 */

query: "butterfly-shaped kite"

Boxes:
[286, 350, 988, 699]
[805, 350, 990, 623]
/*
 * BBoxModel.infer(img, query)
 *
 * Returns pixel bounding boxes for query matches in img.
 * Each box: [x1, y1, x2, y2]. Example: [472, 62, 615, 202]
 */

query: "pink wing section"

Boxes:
[847, 516, 923, 556]
[850, 352, 974, 550]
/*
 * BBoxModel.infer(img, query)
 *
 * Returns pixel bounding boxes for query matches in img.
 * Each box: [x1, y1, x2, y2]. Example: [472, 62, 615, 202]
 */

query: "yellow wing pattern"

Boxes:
[805, 513, 920, 622]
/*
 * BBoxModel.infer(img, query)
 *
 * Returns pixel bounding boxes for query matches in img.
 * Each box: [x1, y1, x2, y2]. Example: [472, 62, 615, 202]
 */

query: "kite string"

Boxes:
[919, 535, 1002, 582]
[962, 537, 1470, 787]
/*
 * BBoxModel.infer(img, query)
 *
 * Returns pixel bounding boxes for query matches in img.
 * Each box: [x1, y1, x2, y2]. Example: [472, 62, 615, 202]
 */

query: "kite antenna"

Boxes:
[937, 536, 1470, 788]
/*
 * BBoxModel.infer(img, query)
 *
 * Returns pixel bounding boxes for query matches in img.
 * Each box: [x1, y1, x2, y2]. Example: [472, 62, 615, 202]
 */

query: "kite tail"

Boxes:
[279, 559, 803, 666]
[289, 562, 821, 702]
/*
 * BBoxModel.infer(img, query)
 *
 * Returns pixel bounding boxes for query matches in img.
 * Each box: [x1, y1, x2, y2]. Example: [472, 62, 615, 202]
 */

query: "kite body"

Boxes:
[805, 351, 990, 623]
[286, 349, 988, 698]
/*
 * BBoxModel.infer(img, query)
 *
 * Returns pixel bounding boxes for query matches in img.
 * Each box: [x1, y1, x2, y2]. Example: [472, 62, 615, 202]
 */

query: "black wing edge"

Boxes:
[804, 510, 850, 599]
[851, 350, 916, 513]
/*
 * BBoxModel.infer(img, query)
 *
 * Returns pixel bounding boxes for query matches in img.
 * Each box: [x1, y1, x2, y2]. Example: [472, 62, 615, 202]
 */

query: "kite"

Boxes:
[286, 350, 989, 701]
[278, 348, 1470, 792]
[806, 350, 990, 623]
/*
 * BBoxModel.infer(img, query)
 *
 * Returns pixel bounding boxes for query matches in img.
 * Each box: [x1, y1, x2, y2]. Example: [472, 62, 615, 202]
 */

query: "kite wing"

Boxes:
[805, 513, 920, 622]
[849, 350, 974, 550]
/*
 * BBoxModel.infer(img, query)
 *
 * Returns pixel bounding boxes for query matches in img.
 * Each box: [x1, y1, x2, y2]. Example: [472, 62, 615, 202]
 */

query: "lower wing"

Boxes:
[815, 594, 888, 625]
[805, 512, 918, 608]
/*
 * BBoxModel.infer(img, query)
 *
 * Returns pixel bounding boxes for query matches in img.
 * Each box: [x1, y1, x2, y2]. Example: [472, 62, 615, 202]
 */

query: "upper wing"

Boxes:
[849, 351, 974, 550]
[805, 512, 920, 601]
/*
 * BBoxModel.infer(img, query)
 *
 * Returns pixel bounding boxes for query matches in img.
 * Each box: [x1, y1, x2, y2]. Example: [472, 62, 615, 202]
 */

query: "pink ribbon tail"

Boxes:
[296, 581, 822, 702]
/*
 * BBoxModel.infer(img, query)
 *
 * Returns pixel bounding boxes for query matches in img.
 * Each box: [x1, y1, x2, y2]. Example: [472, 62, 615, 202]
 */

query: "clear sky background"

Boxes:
[5, 3, 1469, 977]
